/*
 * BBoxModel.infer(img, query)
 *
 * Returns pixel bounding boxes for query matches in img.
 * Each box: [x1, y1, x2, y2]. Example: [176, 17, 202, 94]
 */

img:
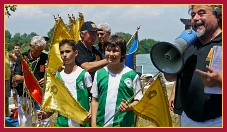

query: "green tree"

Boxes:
[5, 30, 12, 51]
[5, 5, 17, 17]
[47, 27, 54, 42]
[115, 32, 133, 51]
[137, 39, 158, 54]
[5, 30, 39, 53]
[115, 32, 158, 54]
[5, 27, 159, 54]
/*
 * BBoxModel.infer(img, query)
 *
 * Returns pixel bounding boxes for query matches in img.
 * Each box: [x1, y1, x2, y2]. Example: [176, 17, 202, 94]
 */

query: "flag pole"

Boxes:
[103, 71, 161, 127]
[126, 25, 141, 46]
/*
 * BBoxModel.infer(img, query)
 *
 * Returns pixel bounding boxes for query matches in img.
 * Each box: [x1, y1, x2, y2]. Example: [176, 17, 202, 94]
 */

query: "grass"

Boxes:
[135, 83, 180, 127]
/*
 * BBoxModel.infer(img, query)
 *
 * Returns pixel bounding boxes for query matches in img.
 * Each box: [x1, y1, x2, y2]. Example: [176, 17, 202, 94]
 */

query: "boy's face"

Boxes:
[60, 44, 78, 65]
[13, 46, 21, 55]
[105, 44, 121, 64]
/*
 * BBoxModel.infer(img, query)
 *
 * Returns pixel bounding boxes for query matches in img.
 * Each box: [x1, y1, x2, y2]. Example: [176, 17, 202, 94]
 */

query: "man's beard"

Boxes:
[196, 28, 206, 38]
[193, 21, 206, 38]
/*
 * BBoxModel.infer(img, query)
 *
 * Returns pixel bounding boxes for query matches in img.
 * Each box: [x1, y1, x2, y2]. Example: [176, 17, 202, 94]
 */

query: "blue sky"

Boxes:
[5, 4, 191, 42]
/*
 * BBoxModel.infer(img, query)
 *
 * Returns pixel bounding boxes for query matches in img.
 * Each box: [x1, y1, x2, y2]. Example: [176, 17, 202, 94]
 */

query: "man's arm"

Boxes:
[8, 53, 17, 62]
[81, 59, 109, 72]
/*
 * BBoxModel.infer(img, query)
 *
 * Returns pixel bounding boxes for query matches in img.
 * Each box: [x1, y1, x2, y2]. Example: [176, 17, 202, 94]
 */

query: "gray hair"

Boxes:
[30, 36, 47, 48]
[97, 23, 111, 33]
[80, 30, 88, 39]
[188, 5, 222, 28]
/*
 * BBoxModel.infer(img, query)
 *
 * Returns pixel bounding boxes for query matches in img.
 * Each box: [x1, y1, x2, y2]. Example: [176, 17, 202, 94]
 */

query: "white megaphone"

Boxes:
[150, 29, 197, 74]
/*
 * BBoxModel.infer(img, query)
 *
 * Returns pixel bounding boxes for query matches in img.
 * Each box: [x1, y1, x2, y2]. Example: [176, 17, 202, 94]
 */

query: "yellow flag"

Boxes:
[41, 70, 90, 124]
[132, 76, 172, 127]
[47, 18, 72, 73]
[69, 12, 84, 43]
[42, 16, 89, 124]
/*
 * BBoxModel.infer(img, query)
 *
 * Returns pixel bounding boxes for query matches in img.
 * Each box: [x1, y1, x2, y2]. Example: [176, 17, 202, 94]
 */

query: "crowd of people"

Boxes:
[5, 5, 222, 127]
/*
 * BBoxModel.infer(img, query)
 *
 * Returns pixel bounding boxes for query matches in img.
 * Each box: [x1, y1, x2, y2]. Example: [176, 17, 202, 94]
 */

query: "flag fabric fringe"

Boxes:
[21, 56, 43, 105]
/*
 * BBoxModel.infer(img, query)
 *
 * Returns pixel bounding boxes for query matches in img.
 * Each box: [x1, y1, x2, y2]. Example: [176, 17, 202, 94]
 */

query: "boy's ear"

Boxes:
[75, 50, 78, 56]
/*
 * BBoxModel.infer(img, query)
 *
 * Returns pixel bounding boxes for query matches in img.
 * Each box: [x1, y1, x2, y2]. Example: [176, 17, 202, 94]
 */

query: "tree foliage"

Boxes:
[5, 5, 158, 54]
[5, 28, 159, 54]
[5, 5, 17, 17]
[116, 32, 158, 54]
[5, 30, 38, 53]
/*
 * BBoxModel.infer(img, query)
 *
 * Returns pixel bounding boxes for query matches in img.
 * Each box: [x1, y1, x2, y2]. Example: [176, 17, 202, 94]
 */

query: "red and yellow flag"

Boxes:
[21, 57, 42, 105]
[132, 76, 172, 127]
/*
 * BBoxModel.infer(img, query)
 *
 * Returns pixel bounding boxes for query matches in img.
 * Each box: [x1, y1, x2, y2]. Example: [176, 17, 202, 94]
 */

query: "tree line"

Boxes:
[5, 29, 159, 54]
[5, 5, 158, 54]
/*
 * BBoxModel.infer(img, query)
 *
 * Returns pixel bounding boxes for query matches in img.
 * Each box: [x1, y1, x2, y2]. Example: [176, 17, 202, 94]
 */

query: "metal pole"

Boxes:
[103, 71, 160, 126]
[126, 25, 141, 46]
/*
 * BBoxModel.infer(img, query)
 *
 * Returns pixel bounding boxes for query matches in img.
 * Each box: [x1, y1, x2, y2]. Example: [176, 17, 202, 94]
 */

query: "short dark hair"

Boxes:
[59, 39, 77, 51]
[12, 43, 20, 49]
[104, 35, 126, 62]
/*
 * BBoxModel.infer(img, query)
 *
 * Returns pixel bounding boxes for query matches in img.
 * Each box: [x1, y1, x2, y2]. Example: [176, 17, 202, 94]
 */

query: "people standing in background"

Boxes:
[13, 36, 48, 126]
[91, 35, 143, 127]
[75, 21, 109, 103]
[75, 21, 109, 80]
[10, 44, 21, 108]
[43, 36, 50, 51]
[95, 23, 111, 58]
[5, 51, 12, 117]
[165, 5, 222, 127]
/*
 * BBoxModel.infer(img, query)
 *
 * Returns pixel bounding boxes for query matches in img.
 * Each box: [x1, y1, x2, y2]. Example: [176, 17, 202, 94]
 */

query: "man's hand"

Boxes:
[37, 111, 52, 120]
[118, 99, 130, 112]
[38, 78, 45, 87]
[196, 65, 222, 88]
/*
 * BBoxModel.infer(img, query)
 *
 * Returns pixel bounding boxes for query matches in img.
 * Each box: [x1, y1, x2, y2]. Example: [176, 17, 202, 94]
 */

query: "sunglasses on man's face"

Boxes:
[97, 33, 104, 36]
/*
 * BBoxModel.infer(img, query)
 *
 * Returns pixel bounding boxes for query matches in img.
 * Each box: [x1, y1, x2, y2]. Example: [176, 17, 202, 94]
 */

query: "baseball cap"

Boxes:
[80, 21, 98, 31]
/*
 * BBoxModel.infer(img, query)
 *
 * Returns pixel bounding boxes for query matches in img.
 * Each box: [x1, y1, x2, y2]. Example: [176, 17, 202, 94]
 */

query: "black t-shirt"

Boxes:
[75, 41, 103, 80]
[94, 42, 105, 59]
[14, 50, 48, 96]
[174, 33, 222, 121]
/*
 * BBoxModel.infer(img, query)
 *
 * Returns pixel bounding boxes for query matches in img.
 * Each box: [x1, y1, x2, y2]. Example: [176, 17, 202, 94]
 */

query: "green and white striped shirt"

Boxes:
[91, 65, 142, 127]
[56, 66, 92, 127]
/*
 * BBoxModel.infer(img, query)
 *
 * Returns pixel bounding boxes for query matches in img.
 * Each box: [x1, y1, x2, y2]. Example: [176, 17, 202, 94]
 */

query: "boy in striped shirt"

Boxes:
[91, 35, 143, 127]
[38, 39, 92, 127]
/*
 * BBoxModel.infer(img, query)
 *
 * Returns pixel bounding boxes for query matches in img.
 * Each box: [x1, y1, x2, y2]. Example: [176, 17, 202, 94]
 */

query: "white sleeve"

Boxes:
[84, 72, 92, 88]
[133, 74, 143, 100]
[90, 72, 98, 98]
